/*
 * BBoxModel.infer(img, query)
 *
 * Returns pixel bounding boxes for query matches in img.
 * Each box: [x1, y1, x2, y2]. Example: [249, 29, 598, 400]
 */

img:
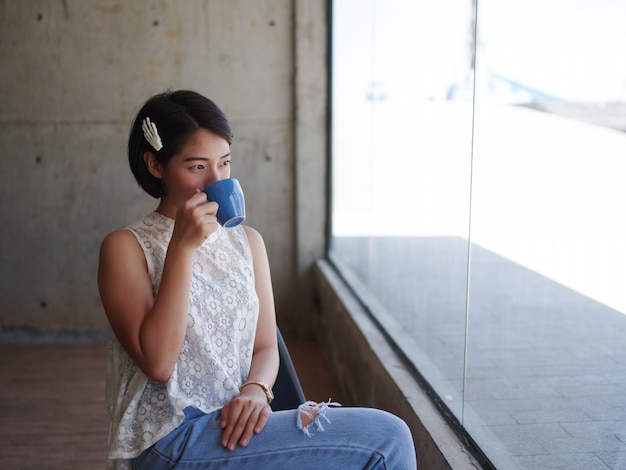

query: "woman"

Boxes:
[98, 90, 417, 469]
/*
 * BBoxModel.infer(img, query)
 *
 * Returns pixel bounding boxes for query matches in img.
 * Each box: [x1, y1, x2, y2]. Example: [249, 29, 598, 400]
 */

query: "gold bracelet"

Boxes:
[240, 380, 274, 404]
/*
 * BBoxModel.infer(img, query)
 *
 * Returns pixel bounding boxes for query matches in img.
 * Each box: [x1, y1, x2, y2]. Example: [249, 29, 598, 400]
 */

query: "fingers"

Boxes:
[187, 192, 219, 233]
[184, 191, 219, 218]
[221, 398, 272, 451]
[171, 193, 220, 249]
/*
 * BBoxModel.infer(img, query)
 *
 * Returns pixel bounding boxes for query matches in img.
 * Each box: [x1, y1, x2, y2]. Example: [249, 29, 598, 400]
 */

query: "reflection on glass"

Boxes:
[466, 1, 626, 468]
[330, 0, 475, 420]
[331, 0, 626, 468]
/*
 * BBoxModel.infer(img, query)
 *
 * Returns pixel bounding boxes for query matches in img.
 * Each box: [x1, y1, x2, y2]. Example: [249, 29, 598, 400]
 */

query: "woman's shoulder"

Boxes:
[240, 225, 268, 259]
[100, 213, 161, 256]
[241, 224, 262, 241]
[241, 225, 266, 248]
[102, 213, 169, 248]
[99, 229, 142, 260]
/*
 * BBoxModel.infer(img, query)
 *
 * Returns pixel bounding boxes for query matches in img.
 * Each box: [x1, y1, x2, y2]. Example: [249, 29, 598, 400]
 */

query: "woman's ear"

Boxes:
[143, 151, 163, 179]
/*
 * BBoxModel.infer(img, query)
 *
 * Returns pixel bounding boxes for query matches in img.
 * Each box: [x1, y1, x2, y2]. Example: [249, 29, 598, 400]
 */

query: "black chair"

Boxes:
[271, 329, 307, 411]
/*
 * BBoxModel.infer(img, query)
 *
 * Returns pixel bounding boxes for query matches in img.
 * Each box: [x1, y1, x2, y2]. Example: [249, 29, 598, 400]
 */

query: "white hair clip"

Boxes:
[142, 117, 163, 151]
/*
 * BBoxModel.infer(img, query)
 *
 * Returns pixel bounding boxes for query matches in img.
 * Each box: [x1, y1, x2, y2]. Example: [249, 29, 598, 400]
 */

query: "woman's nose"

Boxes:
[206, 173, 222, 187]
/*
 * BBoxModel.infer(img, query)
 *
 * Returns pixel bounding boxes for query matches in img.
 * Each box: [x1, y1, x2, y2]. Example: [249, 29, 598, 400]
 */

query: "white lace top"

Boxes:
[105, 212, 259, 469]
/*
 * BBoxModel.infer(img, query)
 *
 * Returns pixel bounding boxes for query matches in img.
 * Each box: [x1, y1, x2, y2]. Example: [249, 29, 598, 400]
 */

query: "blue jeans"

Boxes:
[132, 406, 417, 469]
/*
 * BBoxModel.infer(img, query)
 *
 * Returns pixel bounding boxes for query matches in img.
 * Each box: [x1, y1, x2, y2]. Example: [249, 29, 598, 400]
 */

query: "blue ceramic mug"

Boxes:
[203, 178, 246, 228]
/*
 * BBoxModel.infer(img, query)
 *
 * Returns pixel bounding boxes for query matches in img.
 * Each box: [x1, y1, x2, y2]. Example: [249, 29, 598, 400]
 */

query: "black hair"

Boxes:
[128, 90, 233, 198]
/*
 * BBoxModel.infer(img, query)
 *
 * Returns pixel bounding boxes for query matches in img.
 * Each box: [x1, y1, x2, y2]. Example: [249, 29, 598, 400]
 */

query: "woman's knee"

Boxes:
[328, 407, 416, 468]
[358, 408, 417, 469]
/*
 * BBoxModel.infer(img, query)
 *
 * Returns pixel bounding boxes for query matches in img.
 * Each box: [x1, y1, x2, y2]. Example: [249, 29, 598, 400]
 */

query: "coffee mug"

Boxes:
[203, 178, 246, 228]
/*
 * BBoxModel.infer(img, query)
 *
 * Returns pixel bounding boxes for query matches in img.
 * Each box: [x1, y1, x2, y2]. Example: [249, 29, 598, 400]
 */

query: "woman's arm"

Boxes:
[243, 225, 280, 387]
[220, 225, 279, 451]
[98, 193, 220, 382]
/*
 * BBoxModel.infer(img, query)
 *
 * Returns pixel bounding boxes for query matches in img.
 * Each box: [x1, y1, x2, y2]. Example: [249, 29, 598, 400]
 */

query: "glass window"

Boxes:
[330, 0, 626, 468]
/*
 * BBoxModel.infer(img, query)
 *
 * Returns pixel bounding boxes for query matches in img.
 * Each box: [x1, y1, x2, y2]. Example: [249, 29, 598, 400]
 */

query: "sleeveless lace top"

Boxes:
[105, 212, 259, 468]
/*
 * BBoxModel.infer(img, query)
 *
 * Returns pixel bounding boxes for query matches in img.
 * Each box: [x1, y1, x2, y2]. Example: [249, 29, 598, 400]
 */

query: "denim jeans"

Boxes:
[132, 406, 417, 469]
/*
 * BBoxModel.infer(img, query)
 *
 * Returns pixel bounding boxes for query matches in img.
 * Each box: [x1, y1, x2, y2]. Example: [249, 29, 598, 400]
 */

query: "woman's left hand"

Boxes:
[220, 391, 272, 451]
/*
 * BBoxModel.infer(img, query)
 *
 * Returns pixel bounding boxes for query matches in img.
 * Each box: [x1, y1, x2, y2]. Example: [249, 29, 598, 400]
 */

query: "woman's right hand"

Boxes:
[170, 191, 220, 251]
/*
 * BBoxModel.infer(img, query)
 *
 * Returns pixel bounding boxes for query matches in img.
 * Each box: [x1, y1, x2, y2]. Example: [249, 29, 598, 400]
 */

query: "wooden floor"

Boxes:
[0, 340, 340, 470]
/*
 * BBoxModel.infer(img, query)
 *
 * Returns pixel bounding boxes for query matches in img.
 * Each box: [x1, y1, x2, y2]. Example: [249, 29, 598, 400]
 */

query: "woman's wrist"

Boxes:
[240, 381, 274, 404]
[166, 236, 198, 260]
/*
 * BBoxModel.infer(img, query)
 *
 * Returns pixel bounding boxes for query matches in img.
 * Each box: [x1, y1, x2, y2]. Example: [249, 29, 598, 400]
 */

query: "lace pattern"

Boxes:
[106, 212, 259, 467]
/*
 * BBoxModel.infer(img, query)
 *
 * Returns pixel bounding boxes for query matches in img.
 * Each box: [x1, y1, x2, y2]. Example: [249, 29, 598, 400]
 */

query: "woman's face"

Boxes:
[158, 128, 232, 207]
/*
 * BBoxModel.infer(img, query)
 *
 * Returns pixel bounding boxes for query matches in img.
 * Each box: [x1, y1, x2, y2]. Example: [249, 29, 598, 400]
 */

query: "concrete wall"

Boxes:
[0, 1, 327, 337]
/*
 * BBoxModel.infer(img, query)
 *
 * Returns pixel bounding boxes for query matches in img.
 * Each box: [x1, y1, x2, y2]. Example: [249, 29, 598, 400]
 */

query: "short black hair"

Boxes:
[128, 90, 233, 198]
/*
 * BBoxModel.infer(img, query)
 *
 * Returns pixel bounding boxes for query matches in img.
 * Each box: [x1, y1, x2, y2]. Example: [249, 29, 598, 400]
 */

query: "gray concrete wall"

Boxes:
[0, 1, 327, 337]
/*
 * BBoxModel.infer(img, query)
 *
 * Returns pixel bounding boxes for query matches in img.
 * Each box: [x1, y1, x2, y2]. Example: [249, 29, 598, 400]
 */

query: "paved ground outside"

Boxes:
[333, 235, 626, 470]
